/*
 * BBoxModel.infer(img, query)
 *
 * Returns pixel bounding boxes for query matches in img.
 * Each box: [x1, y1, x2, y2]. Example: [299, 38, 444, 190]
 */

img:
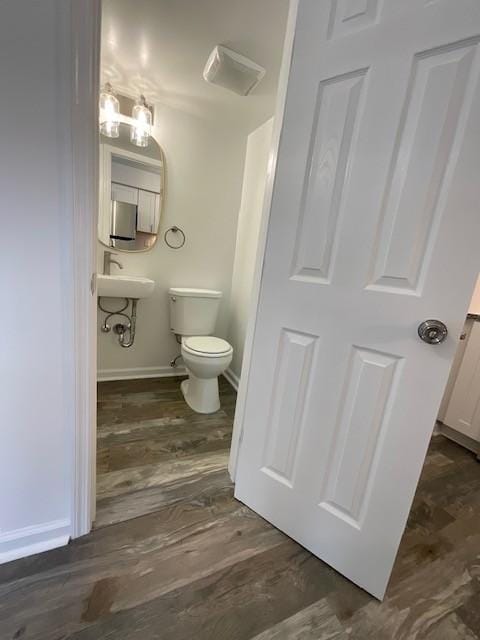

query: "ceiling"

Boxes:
[101, 0, 290, 133]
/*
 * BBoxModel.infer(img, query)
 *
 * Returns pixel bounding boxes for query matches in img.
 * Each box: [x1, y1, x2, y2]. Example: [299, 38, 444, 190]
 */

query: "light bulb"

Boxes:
[130, 95, 152, 147]
[99, 83, 120, 138]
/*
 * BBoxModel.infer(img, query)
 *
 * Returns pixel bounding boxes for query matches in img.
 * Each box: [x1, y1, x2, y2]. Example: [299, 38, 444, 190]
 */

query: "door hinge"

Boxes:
[90, 272, 97, 296]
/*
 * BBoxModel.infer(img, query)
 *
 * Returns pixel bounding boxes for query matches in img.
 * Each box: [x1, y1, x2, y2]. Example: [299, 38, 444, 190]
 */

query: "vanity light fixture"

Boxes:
[130, 95, 152, 147]
[99, 82, 120, 138]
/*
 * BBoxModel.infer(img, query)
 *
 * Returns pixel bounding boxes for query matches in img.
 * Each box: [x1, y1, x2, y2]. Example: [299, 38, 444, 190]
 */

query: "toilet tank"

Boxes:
[168, 288, 222, 336]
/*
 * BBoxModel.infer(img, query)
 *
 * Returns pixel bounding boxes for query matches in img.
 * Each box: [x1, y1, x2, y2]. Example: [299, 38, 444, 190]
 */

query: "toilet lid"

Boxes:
[183, 336, 232, 355]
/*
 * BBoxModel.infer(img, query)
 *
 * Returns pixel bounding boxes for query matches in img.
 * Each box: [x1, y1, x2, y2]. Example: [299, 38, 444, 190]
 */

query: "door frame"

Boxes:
[71, 0, 101, 538]
[228, 0, 299, 480]
[71, 0, 299, 531]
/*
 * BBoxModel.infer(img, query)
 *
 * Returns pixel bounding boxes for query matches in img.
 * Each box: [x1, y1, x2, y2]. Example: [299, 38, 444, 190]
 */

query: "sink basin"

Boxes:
[97, 274, 155, 299]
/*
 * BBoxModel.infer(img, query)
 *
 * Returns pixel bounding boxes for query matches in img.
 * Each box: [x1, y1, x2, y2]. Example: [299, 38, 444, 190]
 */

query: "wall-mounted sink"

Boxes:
[97, 274, 155, 299]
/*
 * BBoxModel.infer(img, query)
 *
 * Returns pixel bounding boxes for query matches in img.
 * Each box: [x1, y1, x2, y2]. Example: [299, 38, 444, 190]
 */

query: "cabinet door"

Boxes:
[111, 182, 138, 205]
[444, 321, 480, 442]
[154, 193, 161, 231]
[137, 190, 157, 234]
[437, 319, 472, 422]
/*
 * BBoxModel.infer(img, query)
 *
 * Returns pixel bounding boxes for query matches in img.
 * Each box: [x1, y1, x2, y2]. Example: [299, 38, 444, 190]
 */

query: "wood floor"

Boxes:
[1, 377, 480, 639]
[95, 376, 236, 529]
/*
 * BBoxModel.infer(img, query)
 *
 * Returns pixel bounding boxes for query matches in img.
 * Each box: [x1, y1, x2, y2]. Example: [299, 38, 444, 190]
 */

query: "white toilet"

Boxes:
[169, 287, 233, 414]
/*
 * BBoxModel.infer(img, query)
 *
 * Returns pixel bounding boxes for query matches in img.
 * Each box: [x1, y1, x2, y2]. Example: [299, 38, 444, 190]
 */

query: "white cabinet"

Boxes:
[111, 182, 138, 205]
[99, 142, 164, 250]
[110, 185, 159, 235]
[137, 190, 159, 234]
[442, 319, 480, 444]
[111, 157, 161, 192]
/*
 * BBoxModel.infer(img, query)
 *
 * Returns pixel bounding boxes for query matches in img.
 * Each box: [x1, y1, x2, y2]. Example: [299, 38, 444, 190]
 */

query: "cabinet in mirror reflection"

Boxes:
[98, 122, 165, 252]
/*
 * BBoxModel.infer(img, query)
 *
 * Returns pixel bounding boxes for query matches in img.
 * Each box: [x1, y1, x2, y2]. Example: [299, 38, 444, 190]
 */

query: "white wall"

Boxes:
[227, 119, 274, 381]
[97, 103, 247, 379]
[0, 1, 75, 561]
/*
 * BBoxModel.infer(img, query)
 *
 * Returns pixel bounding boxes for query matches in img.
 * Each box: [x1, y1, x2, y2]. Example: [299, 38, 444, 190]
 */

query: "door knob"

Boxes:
[417, 319, 448, 344]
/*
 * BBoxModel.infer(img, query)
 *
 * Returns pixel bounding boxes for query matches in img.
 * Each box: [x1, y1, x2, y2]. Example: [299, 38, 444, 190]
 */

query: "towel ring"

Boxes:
[164, 225, 186, 249]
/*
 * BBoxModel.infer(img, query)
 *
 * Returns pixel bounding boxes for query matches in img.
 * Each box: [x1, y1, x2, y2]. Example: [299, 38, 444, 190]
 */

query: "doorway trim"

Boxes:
[71, 0, 299, 529]
[70, 0, 101, 538]
[228, 0, 299, 481]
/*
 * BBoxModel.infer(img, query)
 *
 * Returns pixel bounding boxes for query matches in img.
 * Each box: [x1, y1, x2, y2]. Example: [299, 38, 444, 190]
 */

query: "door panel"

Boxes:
[327, 0, 381, 40]
[292, 68, 367, 283]
[262, 329, 318, 488]
[235, 0, 480, 599]
[319, 347, 401, 528]
[369, 41, 477, 294]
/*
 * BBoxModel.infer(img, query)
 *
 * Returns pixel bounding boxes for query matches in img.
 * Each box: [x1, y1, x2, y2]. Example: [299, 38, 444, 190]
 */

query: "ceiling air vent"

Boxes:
[203, 45, 266, 96]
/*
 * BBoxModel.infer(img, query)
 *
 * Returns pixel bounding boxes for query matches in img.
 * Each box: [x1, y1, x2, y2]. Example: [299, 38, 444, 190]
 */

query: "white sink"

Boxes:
[97, 274, 155, 299]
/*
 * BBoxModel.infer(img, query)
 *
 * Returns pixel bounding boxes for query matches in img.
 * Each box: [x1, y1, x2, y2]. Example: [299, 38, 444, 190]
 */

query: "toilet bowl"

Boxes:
[181, 336, 233, 413]
[168, 287, 233, 413]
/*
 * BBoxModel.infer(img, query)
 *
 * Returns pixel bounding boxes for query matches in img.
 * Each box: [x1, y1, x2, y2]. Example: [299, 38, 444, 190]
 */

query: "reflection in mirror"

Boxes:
[98, 123, 165, 252]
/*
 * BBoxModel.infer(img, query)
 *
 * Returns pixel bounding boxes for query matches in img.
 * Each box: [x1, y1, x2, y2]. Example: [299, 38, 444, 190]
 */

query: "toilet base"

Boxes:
[181, 375, 220, 414]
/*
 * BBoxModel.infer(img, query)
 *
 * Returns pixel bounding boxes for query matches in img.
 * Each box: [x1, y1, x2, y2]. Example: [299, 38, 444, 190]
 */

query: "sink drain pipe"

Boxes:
[98, 297, 138, 348]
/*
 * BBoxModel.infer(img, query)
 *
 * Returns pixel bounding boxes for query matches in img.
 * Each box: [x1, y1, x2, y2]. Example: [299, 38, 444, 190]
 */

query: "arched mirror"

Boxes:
[98, 123, 165, 252]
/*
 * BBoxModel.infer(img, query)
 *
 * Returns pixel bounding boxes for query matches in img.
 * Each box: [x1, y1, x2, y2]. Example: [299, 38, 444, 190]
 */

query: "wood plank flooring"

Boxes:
[95, 375, 236, 528]
[1, 377, 480, 639]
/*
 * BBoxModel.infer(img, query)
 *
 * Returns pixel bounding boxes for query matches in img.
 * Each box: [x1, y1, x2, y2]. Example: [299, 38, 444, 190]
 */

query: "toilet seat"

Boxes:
[182, 336, 232, 358]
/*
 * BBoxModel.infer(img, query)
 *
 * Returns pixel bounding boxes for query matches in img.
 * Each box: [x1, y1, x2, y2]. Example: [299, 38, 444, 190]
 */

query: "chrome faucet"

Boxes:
[103, 250, 123, 275]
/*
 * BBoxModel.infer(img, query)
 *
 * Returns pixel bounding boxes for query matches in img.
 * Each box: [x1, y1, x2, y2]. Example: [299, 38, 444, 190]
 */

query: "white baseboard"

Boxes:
[437, 422, 479, 455]
[0, 518, 70, 564]
[97, 365, 187, 382]
[223, 367, 240, 391]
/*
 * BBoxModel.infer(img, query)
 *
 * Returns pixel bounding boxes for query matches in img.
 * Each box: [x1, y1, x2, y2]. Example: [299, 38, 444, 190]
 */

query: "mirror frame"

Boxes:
[98, 136, 165, 252]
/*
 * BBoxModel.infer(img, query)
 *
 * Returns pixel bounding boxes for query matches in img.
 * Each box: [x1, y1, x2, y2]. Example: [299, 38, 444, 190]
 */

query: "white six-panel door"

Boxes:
[235, 0, 480, 598]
